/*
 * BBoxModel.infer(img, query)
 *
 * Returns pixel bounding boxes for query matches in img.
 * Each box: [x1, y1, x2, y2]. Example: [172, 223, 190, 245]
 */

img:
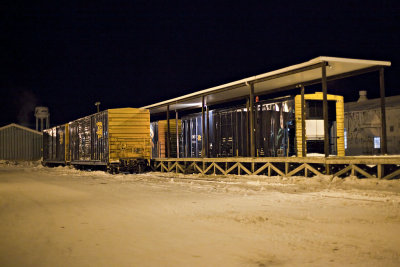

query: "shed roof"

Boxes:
[0, 123, 43, 135]
[142, 56, 391, 115]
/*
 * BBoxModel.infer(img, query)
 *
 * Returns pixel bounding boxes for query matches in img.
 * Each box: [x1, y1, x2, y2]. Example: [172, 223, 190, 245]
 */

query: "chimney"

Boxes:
[357, 90, 368, 102]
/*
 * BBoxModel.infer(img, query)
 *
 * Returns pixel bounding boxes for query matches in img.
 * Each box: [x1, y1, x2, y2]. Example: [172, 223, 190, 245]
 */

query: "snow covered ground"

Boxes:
[1, 161, 400, 266]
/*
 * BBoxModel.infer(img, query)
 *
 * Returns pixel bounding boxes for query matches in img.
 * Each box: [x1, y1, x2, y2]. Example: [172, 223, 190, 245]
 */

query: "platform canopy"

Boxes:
[142, 56, 391, 115]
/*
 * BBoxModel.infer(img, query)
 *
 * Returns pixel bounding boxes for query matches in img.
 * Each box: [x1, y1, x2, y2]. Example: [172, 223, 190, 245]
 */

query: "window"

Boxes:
[344, 129, 347, 149]
[374, 136, 380, 149]
[390, 126, 394, 132]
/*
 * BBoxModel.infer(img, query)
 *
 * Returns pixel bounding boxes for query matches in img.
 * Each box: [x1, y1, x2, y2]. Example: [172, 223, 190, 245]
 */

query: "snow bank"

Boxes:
[1, 162, 400, 200]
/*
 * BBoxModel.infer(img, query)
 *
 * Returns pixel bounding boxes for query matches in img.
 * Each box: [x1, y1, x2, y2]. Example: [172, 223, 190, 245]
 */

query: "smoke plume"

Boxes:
[17, 90, 38, 127]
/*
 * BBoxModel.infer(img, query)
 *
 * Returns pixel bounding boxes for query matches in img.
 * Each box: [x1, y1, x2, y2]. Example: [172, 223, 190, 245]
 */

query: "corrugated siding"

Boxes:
[156, 120, 181, 158]
[335, 97, 345, 157]
[295, 95, 304, 157]
[69, 110, 110, 164]
[108, 108, 150, 162]
[65, 123, 70, 162]
[0, 126, 42, 160]
[43, 127, 55, 161]
[90, 111, 109, 162]
[43, 124, 67, 163]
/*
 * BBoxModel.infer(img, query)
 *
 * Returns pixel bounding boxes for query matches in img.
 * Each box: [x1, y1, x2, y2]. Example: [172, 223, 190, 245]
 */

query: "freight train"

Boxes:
[151, 92, 345, 158]
[43, 108, 151, 173]
[43, 92, 344, 173]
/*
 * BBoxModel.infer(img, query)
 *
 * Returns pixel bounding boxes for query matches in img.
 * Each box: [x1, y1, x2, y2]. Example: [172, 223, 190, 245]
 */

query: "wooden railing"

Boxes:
[151, 156, 400, 180]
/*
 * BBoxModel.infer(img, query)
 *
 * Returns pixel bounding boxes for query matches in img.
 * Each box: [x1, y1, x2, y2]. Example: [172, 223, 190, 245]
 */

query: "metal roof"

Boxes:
[142, 56, 391, 115]
[0, 123, 43, 135]
[0, 123, 43, 160]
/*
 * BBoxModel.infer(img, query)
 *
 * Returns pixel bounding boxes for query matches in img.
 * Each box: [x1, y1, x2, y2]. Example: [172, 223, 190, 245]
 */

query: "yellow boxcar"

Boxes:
[69, 108, 150, 173]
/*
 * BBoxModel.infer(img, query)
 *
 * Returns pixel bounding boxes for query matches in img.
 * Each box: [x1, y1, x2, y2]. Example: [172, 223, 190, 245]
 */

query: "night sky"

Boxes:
[2, 1, 400, 128]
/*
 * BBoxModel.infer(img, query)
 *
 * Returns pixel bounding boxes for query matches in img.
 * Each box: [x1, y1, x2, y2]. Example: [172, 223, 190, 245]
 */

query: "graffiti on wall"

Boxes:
[345, 107, 400, 155]
[345, 109, 381, 154]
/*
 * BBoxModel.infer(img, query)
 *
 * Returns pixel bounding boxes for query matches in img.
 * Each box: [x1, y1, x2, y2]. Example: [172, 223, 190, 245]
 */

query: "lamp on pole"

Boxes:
[95, 102, 101, 113]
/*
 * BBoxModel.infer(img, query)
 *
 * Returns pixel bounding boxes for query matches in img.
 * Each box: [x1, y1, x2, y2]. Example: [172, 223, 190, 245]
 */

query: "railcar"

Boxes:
[43, 108, 151, 173]
[180, 96, 295, 157]
[150, 119, 181, 158]
[43, 123, 69, 165]
[180, 92, 344, 158]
